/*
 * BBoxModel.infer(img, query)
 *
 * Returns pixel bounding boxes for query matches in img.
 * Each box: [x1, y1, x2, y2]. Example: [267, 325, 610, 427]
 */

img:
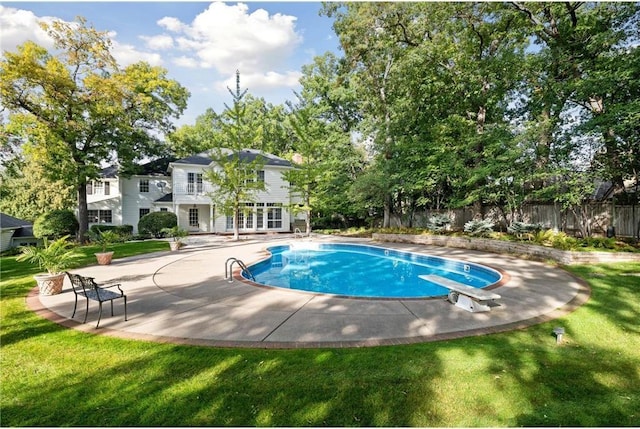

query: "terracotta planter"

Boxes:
[34, 272, 66, 295]
[95, 251, 114, 265]
[169, 241, 183, 251]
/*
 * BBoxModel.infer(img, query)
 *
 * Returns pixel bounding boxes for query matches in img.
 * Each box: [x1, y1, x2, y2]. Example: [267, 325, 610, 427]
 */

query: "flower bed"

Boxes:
[372, 233, 640, 265]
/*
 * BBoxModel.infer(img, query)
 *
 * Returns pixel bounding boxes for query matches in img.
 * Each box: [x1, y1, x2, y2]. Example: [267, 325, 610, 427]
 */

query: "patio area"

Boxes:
[28, 235, 590, 348]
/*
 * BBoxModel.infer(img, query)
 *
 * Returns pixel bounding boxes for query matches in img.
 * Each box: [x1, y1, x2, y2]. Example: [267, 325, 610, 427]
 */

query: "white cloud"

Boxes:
[158, 2, 302, 76]
[215, 70, 302, 92]
[0, 5, 55, 54]
[157, 16, 185, 33]
[140, 34, 174, 51]
[0, 6, 164, 68]
[111, 39, 164, 67]
[173, 55, 199, 68]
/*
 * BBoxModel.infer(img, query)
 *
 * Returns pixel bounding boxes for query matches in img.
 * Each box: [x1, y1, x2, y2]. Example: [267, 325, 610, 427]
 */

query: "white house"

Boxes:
[87, 149, 305, 234]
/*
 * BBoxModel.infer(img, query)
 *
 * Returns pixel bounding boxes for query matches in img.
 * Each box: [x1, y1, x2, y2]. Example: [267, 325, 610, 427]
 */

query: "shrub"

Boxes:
[16, 235, 81, 274]
[580, 237, 617, 250]
[426, 214, 451, 233]
[89, 224, 133, 242]
[532, 229, 578, 250]
[463, 219, 494, 237]
[508, 221, 542, 240]
[89, 229, 121, 252]
[138, 212, 177, 238]
[33, 210, 79, 240]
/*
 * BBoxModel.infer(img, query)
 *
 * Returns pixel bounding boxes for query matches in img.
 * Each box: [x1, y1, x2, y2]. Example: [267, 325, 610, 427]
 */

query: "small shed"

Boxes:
[0, 213, 38, 252]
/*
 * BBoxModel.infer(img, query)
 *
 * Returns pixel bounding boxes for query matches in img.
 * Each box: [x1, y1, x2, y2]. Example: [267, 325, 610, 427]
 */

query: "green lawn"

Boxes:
[1, 241, 639, 426]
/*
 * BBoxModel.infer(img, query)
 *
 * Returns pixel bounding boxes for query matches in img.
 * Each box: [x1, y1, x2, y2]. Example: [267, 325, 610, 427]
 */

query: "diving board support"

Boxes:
[419, 274, 501, 313]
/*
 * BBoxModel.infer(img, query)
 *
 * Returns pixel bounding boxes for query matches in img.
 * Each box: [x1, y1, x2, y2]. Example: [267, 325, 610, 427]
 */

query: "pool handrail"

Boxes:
[225, 257, 255, 282]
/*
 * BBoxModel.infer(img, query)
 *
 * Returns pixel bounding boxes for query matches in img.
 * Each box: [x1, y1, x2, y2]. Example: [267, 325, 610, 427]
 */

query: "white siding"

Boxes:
[121, 175, 172, 232]
[87, 196, 123, 226]
[91, 153, 306, 235]
[1, 229, 15, 252]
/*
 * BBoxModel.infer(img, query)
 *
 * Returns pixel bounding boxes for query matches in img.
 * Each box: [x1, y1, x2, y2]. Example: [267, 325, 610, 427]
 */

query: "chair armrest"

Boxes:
[96, 283, 124, 295]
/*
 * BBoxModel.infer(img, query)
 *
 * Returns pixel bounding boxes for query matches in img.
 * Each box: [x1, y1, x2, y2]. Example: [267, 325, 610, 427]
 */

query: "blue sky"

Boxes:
[0, 1, 340, 125]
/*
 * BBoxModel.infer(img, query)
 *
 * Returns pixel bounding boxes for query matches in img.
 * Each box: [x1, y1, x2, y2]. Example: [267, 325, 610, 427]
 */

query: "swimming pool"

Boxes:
[243, 243, 502, 298]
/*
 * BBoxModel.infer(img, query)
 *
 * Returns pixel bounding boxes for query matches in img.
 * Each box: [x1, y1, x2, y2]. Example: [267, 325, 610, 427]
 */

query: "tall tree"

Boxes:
[295, 51, 366, 227]
[0, 146, 75, 221]
[0, 17, 189, 241]
[203, 72, 266, 241]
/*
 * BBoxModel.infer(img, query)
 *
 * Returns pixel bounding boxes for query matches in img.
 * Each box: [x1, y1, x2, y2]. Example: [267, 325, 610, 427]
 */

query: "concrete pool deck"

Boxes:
[28, 234, 590, 348]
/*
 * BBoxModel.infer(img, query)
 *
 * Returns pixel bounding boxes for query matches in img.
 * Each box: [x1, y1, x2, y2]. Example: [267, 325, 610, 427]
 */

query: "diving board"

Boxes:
[419, 274, 501, 313]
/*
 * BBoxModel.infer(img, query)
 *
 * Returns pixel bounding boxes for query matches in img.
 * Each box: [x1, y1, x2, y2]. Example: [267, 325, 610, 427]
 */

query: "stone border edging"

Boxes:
[372, 233, 640, 265]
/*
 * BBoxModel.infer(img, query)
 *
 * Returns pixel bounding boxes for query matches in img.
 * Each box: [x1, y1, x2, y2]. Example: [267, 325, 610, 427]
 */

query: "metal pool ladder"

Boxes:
[294, 227, 303, 240]
[225, 257, 255, 282]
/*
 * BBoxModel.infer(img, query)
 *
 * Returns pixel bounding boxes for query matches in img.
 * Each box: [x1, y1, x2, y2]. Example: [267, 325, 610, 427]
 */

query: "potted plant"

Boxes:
[90, 229, 119, 265]
[16, 235, 81, 295]
[161, 226, 188, 251]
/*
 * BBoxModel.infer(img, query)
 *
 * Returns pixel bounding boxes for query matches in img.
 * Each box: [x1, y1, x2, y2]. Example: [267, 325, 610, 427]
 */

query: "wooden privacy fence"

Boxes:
[389, 203, 640, 237]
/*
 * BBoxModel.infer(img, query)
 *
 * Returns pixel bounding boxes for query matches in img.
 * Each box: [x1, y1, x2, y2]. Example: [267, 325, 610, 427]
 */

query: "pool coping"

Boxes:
[27, 236, 591, 349]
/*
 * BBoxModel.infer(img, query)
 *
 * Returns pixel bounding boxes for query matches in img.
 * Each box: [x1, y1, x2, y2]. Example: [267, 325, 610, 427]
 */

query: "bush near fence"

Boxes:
[390, 203, 640, 238]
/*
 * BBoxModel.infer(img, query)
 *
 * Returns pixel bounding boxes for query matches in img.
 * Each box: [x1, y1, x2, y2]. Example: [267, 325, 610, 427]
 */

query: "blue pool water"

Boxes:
[244, 243, 502, 298]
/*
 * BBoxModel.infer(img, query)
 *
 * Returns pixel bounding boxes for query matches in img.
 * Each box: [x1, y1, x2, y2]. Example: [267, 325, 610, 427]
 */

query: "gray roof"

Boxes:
[172, 155, 214, 166]
[155, 193, 173, 203]
[232, 149, 292, 167]
[100, 157, 176, 178]
[172, 149, 291, 168]
[0, 213, 32, 230]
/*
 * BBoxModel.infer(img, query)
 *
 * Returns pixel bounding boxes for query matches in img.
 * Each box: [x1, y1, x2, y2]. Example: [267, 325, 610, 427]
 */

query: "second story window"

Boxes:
[139, 179, 149, 193]
[244, 169, 265, 185]
[187, 173, 203, 194]
[87, 180, 110, 196]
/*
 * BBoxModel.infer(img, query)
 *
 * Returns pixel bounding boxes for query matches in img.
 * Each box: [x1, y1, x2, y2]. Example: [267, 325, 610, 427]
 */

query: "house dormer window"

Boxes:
[139, 179, 149, 193]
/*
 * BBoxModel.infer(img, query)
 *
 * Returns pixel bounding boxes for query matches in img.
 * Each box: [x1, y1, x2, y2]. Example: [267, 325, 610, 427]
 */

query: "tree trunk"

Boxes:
[77, 180, 89, 243]
[233, 205, 240, 241]
[305, 194, 312, 236]
[383, 194, 392, 228]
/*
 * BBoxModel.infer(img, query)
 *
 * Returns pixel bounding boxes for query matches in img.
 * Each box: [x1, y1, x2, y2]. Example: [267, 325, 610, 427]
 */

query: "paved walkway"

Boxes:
[28, 234, 590, 348]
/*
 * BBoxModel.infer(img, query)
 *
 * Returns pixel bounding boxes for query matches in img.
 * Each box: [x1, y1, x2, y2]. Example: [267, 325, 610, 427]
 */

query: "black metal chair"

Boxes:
[65, 272, 128, 328]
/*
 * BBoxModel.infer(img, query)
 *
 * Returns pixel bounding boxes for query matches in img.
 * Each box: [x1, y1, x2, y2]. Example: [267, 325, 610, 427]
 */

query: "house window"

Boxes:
[187, 173, 203, 194]
[189, 208, 199, 227]
[256, 203, 264, 229]
[160, 208, 168, 212]
[139, 179, 149, 193]
[267, 203, 282, 229]
[236, 203, 254, 229]
[245, 169, 265, 185]
[226, 215, 234, 230]
[245, 203, 255, 229]
[87, 180, 111, 196]
[88, 210, 112, 224]
[238, 210, 245, 229]
[139, 208, 150, 219]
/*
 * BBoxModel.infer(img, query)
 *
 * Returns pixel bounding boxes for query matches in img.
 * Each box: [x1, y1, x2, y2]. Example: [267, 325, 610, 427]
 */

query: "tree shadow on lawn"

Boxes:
[3, 260, 638, 426]
[468, 263, 640, 426]
[1, 341, 447, 426]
